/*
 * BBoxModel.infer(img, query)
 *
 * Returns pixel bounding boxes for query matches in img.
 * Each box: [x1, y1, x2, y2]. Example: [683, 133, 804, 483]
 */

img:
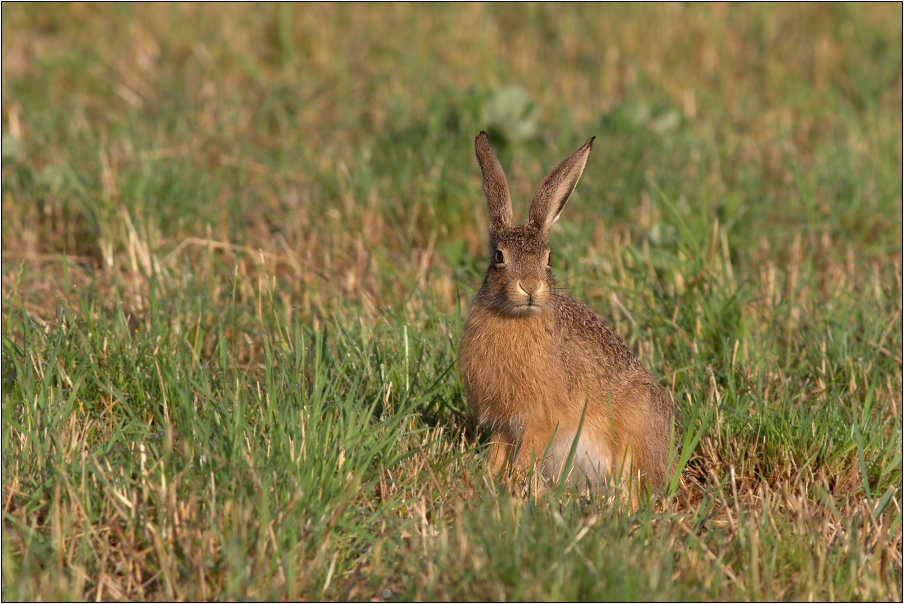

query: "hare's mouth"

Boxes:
[487, 289, 549, 317]
[507, 301, 545, 317]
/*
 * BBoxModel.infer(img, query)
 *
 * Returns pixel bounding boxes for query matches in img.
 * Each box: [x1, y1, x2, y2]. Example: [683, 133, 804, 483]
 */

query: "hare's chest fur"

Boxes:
[459, 307, 574, 428]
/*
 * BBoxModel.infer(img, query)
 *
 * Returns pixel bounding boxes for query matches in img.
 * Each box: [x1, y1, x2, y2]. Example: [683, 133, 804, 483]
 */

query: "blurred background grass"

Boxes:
[2, 3, 902, 601]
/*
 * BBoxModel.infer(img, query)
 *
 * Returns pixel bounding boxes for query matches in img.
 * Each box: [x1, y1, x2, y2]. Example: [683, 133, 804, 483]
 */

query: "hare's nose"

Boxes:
[519, 278, 542, 296]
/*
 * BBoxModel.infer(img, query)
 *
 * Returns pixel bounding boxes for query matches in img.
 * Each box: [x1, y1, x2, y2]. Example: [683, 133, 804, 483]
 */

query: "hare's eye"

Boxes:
[494, 250, 505, 264]
[547, 251, 552, 266]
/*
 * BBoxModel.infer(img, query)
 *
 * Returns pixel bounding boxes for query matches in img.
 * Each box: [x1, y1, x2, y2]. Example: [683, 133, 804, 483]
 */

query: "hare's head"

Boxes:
[474, 132, 594, 317]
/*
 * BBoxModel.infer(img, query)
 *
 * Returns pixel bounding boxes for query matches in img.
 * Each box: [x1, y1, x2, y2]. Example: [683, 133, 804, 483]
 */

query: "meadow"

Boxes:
[2, 3, 902, 600]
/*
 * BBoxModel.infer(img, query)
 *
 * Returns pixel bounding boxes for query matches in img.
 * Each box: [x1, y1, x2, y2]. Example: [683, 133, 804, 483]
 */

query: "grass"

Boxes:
[2, 3, 902, 601]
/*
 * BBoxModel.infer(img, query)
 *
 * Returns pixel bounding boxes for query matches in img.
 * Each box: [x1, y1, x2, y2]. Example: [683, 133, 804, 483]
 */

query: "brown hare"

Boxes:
[458, 132, 674, 498]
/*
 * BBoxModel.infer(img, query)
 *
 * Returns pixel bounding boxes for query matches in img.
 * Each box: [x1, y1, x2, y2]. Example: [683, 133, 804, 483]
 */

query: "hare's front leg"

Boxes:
[511, 426, 557, 492]
[485, 432, 514, 477]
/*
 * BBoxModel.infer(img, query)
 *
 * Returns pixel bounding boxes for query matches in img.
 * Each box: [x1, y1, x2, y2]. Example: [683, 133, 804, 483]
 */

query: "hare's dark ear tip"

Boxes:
[475, 132, 493, 155]
[586, 136, 596, 148]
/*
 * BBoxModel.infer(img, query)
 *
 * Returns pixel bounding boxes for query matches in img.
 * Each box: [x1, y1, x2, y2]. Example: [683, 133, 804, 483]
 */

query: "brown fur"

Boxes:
[458, 132, 674, 497]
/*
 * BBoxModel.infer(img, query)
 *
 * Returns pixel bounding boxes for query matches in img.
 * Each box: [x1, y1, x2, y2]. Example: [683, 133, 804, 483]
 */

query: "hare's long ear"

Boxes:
[528, 137, 594, 235]
[475, 132, 512, 237]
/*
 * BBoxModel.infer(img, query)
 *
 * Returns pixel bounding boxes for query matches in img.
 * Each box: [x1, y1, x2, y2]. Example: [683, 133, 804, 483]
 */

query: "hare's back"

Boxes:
[551, 294, 650, 374]
[552, 294, 670, 408]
